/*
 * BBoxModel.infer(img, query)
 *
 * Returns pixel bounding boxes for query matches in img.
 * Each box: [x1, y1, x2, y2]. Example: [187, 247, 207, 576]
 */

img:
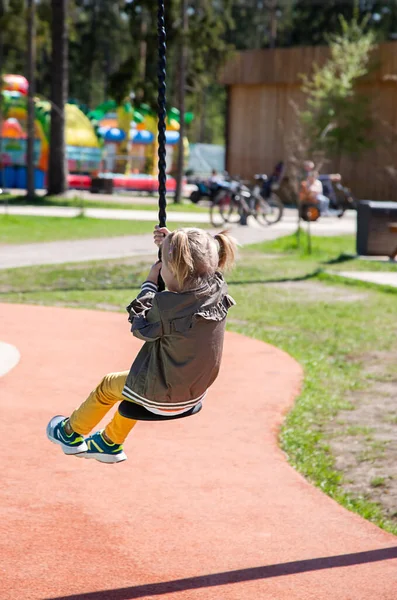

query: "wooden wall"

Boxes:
[222, 43, 397, 201]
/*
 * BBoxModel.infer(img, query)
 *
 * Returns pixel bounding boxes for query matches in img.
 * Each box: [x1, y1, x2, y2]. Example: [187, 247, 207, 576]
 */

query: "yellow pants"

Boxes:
[69, 371, 137, 444]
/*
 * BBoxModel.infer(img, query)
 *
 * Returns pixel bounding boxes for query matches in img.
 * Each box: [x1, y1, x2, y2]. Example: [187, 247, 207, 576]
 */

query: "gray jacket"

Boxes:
[123, 273, 235, 414]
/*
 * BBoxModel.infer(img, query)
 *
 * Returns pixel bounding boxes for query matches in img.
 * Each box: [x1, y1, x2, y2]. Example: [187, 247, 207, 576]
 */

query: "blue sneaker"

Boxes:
[83, 431, 127, 464]
[46, 415, 88, 455]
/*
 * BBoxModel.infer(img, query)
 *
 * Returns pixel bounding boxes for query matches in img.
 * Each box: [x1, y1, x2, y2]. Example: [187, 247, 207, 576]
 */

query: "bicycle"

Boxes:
[209, 177, 284, 227]
[209, 182, 242, 226]
[249, 175, 284, 225]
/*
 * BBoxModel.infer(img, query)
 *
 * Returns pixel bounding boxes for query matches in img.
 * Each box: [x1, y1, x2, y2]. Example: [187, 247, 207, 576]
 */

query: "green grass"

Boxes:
[0, 258, 149, 296]
[345, 426, 374, 438]
[0, 214, 207, 244]
[255, 231, 397, 272]
[1, 233, 397, 535]
[370, 477, 386, 488]
[252, 231, 357, 259]
[1, 193, 208, 213]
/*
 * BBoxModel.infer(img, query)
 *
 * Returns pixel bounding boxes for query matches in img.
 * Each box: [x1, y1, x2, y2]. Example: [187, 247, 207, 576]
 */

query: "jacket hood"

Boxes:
[156, 272, 229, 320]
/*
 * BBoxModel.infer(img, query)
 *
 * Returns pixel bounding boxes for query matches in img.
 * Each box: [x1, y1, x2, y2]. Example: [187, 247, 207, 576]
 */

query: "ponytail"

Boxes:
[163, 227, 236, 290]
[168, 230, 194, 287]
[214, 230, 237, 271]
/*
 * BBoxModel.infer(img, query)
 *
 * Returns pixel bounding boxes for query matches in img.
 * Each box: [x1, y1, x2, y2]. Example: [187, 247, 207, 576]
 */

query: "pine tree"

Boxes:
[48, 0, 68, 195]
[26, 0, 36, 199]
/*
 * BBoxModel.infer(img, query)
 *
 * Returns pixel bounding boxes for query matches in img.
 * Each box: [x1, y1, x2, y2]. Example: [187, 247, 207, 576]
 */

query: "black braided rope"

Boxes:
[157, 0, 167, 229]
[156, 0, 167, 291]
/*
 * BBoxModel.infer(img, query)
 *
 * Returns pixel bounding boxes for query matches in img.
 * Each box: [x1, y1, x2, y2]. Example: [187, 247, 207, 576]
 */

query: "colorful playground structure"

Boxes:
[0, 74, 191, 193]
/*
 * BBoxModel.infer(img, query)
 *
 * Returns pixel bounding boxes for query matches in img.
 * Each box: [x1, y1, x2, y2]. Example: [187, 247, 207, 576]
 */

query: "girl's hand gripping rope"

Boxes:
[153, 226, 170, 291]
[154, 226, 170, 248]
[147, 261, 163, 285]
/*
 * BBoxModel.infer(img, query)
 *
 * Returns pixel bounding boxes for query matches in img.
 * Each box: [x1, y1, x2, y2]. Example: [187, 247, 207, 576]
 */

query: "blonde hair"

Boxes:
[162, 228, 236, 290]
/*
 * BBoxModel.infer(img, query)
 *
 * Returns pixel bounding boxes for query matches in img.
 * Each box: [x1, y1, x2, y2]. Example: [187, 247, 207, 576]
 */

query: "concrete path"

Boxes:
[0, 206, 356, 270]
[1, 303, 396, 600]
[337, 270, 397, 288]
[4, 186, 197, 203]
[0, 234, 157, 269]
[0, 204, 212, 223]
[1, 204, 356, 230]
[0, 226, 286, 270]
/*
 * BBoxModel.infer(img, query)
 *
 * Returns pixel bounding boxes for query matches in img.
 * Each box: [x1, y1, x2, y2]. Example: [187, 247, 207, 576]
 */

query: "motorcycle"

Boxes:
[189, 180, 214, 204]
[299, 173, 357, 222]
[320, 174, 357, 213]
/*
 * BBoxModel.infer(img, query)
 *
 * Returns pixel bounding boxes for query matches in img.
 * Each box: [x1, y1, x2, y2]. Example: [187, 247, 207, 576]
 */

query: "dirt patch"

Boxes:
[267, 280, 369, 302]
[325, 352, 397, 522]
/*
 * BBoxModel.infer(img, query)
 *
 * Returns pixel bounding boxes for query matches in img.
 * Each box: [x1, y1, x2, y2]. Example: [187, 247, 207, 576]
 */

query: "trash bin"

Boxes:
[357, 200, 397, 256]
[90, 176, 114, 194]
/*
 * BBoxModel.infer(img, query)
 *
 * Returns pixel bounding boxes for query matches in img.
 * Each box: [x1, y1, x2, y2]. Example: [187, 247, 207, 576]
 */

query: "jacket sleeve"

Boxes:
[126, 281, 163, 342]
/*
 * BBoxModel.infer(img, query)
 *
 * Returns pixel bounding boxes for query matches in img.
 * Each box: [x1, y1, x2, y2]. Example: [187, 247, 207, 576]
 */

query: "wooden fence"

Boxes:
[221, 43, 397, 201]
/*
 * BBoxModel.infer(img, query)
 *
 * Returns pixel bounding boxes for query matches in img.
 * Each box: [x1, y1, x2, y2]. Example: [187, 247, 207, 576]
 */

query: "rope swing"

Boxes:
[118, 0, 203, 422]
[156, 0, 167, 292]
[157, 0, 167, 232]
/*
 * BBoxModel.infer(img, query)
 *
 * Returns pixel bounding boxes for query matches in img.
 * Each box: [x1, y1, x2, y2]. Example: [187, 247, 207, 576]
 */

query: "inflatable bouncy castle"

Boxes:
[87, 101, 192, 193]
[1, 74, 101, 189]
[0, 74, 192, 193]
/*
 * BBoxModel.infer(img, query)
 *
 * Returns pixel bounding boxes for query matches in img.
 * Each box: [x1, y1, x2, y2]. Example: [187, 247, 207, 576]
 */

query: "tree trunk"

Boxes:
[199, 87, 206, 143]
[224, 86, 230, 175]
[88, 0, 98, 106]
[139, 8, 148, 81]
[26, 0, 36, 200]
[174, 0, 188, 204]
[48, 0, 68, 196]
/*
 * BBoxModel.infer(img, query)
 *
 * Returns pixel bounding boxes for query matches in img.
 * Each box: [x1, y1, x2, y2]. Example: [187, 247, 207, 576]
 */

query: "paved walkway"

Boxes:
[337, 270, 397, 288]
[0, 204, 212, 223]
[0, 226, 285, 270]
[1, 303, 396, 600]
[1, 204, 357, 229]
[5, 186, 197, 203]
[0, 206, 356, 269]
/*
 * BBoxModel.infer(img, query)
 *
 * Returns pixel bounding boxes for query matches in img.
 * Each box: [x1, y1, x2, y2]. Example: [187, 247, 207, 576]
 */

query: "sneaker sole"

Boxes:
[82, 451, 127, 464]
[46, 415, 88, 455]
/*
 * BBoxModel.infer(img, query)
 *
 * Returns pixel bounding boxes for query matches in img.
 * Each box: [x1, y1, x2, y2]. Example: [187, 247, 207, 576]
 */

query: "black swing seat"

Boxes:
[118, 400, 203, 421]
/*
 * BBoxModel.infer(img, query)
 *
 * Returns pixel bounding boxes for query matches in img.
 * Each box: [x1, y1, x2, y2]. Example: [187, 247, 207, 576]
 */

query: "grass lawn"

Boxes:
[0, 214, 207, 245]
[257, 231, 397, 272]
[1, 233, 396, 535]
[1, 193, 209, 213]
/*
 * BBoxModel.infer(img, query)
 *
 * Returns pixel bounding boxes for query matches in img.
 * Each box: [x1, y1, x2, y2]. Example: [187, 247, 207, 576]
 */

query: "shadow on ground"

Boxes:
[46, 547, 397, 600]
[322, 253, 357, 265]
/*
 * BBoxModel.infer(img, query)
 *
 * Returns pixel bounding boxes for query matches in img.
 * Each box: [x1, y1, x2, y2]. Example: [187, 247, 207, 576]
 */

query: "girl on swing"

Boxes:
[47, 226, 236, 463]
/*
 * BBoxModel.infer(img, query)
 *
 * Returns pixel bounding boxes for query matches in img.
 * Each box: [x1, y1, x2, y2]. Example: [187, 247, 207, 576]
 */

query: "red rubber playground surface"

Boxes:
[1, 303, 396, 600]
